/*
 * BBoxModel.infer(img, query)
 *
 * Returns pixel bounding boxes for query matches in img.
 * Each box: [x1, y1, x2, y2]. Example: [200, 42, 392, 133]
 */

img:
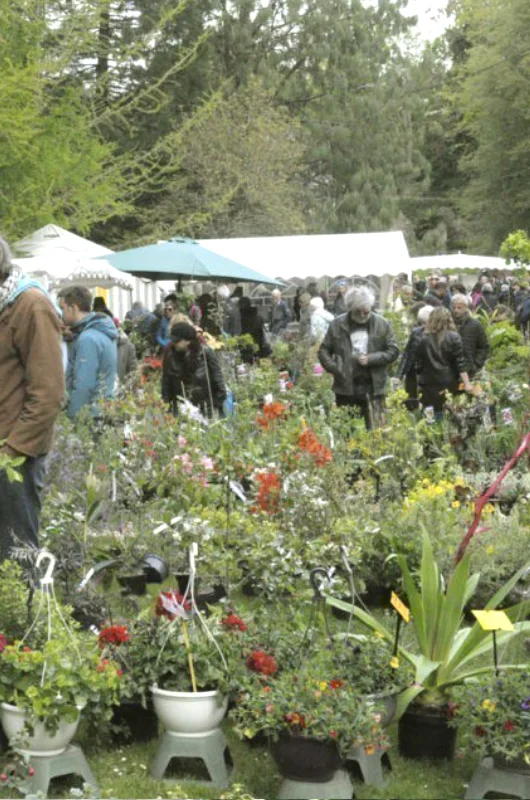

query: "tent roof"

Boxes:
[14, 224, 112, 260]
[196, 231, 410, 281]
[411, 253, 513, 273]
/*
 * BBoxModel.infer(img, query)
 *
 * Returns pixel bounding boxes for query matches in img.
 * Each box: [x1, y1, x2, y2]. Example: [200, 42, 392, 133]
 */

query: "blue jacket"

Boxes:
[66, 313, 118, 418]
[156, 316, 170, 348]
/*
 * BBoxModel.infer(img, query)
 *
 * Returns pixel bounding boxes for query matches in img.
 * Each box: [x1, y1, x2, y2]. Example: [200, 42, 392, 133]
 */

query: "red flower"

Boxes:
[250, 471, 282, 515]
[284, 712, 306, 730]
[256, 402, 288, 430]
[28, 768, 34, 777]
[98, 625, 129, 649]
[97, 659, 110, 672]
[447, 701, 460, 720]
[504, 720, 516, 732]
[246, 650, 277, 676]
[0, 634, 8, 653]
[156, 591, 191, 620]
[329, 679, 344, 690]
[221, 614, 247, 632]
[329, 729, 338, 739]
[475, 726, 486, 737]
[297, 429, 332, 467]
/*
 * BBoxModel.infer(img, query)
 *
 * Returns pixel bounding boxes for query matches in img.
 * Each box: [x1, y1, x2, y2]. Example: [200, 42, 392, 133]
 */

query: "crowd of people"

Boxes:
[0, 225, 522, 562]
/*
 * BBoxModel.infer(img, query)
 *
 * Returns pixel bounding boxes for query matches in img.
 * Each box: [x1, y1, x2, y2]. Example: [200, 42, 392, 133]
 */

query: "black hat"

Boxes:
[170, 322, 197, 342]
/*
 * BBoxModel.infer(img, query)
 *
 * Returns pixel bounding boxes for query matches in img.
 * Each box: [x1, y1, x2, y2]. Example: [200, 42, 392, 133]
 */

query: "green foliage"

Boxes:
[500, 230, 530, 267]
[0, 562, 30, 641]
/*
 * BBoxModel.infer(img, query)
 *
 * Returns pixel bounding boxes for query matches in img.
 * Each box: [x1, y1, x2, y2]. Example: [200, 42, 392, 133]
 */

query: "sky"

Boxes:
[405, 1, 451, 41]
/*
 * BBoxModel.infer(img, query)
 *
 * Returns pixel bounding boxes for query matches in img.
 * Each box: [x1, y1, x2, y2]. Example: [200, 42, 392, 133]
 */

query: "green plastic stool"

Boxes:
[465, 756, 530, 800]
[277, 768, 354, 799]
[150, 728, 231, 788]
[345, 745, 391, 788]
[22, 745, 99, 799]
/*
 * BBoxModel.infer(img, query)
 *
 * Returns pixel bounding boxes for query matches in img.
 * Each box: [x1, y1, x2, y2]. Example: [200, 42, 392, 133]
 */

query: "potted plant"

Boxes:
[449, 670, 530, 773]
[327, 532, 530, 760]
[0, 632, 122, 756]
[230, 648, 387, 783]
[123, 591, 248, 736]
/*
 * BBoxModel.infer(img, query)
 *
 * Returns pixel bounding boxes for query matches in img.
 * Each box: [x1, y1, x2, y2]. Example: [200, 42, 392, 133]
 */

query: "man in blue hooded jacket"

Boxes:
[58, 285, 118, 418]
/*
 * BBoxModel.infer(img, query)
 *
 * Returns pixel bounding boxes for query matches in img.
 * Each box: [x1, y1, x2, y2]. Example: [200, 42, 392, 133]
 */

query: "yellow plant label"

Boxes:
[390, 656, 400, 669]
[471, 610, 514, 631]
[391, 592, 410, 623]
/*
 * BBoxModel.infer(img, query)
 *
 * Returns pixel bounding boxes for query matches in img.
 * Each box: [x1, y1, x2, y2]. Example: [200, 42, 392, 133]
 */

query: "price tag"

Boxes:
[472, 610, 514, 631]
[391, 592, 410, 623]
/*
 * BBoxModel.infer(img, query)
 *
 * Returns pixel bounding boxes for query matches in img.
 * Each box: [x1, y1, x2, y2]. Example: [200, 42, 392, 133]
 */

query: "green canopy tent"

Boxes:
[96, 237, 284, 286]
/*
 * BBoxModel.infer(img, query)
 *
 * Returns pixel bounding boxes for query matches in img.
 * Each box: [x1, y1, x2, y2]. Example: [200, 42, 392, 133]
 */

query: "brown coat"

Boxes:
[0, 288, 65, 456]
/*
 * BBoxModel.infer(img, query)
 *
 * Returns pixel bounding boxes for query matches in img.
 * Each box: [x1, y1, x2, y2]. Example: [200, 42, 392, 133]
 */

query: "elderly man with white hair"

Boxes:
[397, 305, 434, 410]
[309, 296, 334, 343]
[269, 288, 291, 335]
[451, 293, 489, 377]
[318, 286, 399, 429]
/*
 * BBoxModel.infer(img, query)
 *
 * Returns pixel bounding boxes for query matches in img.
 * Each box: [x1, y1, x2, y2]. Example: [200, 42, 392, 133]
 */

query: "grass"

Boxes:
[0, 720, 481, 800]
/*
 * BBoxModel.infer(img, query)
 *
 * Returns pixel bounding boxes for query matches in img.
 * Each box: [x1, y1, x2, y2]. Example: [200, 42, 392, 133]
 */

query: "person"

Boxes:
[474, 282, 498, 314]
[397, 305, 434, 410]
[216, 284, 241, 337]
[415, 306, 473, 419]
[425, 278, 450, 308]
[161, 322, 227, 417]
[269, 289, 291, 335]
[58, 285, 118, 418]
[239, 297, 271, 361]
[125, 300, 149, 323]
[297, 292, 312, 340]
[318, 286, 399, 429]
[393, 284, 413, 313]
[0, 236, 64, 560]
[309, 296, 334, 344]
[156, 294, 177, 350]
[451, 293, 489, 378]
[116, 328, 138, 385]
[333, 282, 348, 316]
[93, 296, 119, 327]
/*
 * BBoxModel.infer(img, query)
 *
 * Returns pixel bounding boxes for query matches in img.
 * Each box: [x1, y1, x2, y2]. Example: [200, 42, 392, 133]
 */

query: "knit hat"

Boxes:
[170, 322, 197, 342]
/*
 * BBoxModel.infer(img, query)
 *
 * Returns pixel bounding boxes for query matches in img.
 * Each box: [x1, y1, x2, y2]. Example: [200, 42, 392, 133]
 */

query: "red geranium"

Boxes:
[329, 679, 344, 690]
[0, 634, 8, 653]
[246, 650, 277, 676]
[221, 614, 247, 632]
[98, 625, 129, 648]
[156, 590, 191, 620]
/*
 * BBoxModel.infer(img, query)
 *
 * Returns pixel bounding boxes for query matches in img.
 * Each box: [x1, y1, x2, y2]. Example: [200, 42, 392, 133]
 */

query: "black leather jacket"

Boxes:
[416, 331, 465, 389]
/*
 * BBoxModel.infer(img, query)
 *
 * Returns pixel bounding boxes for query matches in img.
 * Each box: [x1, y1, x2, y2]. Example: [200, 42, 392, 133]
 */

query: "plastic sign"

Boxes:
[391, 592, 410, 623]
[471, 610, 514, 631]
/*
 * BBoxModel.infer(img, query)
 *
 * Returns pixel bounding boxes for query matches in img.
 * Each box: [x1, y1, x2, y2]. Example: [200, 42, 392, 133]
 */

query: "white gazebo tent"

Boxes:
[13, 225, 162, 317]
[197, 231, 411, 306]
[411, 253, 513, 276]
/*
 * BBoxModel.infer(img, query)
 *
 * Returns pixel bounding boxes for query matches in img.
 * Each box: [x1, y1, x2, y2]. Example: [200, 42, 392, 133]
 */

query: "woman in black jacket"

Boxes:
[415, 307, 473, 417]
[397, 304, 433, 410]
[161, 322, 226, 417]
[239, 297, 271, 362]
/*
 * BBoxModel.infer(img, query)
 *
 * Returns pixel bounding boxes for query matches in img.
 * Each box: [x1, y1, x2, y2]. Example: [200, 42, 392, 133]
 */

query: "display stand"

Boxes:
[150, 728, 231, 789]
[22, 744, 99, 799]
[465, 756, 530, 800]
[345, 745, 391, 788]
[277, 768, 354, 800]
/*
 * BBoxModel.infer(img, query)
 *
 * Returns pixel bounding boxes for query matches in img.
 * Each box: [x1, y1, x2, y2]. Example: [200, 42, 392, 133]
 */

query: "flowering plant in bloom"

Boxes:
[230, 649, 387, 757]
[296, 428, 332, 467]
[450, 671, 530, 764]
[98, 625, 130, 648]
[250, 470, 282, 515]
[0, 634, 122, 735]
[256, 401, 289, 430]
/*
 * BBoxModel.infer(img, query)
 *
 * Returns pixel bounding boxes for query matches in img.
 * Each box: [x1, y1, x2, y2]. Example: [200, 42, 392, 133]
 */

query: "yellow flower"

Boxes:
[482, 699, 496, 712]
[319, 681, 327, 691]
[389, 656, 400, 669]
[486, 545, 495, 556]
[374, 631, 385, 640]
[365, 744, 375, 756]
[451, 500, 461, 509]
[483, 504, 496, 515]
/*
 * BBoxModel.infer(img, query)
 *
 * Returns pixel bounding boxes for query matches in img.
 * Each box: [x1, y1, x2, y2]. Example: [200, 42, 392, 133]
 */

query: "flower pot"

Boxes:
[492, 755, 530, 775]
[117, 572, 147, 595]
[359, 583, 391, 609]
[398, 704, 456, 761]
[174, 573, 196, 595]
[111, 698, 159, 744]
[139, 554, 169, 584]
[0, 703, 80, 757]
[271, 733, 342, 782]
[150, 687, 227, 736]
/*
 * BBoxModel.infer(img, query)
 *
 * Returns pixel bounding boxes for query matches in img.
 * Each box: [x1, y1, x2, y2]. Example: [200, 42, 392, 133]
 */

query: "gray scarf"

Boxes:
[0, 265, 22, 315]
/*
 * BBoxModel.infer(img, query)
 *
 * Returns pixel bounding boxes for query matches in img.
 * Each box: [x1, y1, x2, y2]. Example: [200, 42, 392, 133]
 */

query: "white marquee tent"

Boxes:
[411, 253, 513, 274]
[198, 231, 411, 283]
[13, 225, 162, 317]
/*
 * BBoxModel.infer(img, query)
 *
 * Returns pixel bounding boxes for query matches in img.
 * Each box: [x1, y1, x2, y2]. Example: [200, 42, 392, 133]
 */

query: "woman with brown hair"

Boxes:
[415, 306, 473, 418]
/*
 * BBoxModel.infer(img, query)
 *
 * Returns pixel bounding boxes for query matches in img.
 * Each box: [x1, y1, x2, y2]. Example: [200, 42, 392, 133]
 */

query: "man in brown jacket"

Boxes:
[0, 236, 64, 561]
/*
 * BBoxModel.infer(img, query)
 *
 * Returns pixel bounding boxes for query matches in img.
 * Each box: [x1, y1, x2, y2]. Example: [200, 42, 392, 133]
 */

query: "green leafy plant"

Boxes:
[450, 670, 530, 764]
[327, 532, 530, 718]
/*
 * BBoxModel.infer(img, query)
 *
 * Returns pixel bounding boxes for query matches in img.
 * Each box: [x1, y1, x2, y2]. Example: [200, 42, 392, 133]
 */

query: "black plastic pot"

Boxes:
[398, 704, 456, 761]
[271, 734, 341, 782]
[359, 583, 391, 609]
[139, 554, 169, 584]
[117, 573, 147, 596]
[197, 583, 226, 610]
[111, 699, 158, 744]
[174, 573, 197, 595]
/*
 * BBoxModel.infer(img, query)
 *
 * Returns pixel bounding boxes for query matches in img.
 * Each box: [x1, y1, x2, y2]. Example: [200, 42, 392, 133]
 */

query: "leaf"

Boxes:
[395, 685, 425, 721]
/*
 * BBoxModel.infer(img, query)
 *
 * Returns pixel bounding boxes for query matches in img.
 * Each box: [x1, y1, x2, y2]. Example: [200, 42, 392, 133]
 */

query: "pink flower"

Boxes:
[200, 456, 214, 470]
[178, 435, 188, 447]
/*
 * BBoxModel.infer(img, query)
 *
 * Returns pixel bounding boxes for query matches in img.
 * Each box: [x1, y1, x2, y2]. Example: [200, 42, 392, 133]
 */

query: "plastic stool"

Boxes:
[345, 745, 391, 788]
[23, 745, 98, 799]
[150, 728, 231, 788]
[277, 768, 353, 799]
[465, 756, 530, 800]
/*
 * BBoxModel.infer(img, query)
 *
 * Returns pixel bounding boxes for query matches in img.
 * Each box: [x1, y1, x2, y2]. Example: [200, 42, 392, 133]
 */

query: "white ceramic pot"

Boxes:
[0, 702, 80, 756]
[150, 686, 227, 736]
